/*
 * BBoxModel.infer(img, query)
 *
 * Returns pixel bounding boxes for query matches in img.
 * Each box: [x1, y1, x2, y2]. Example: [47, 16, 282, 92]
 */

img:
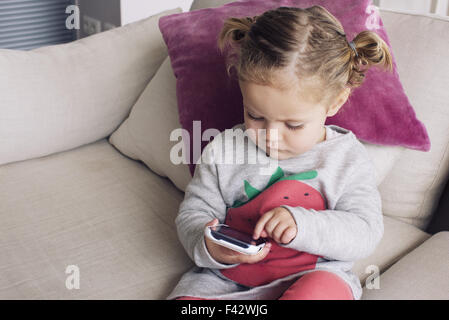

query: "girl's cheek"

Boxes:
[289, 131, 311, 149]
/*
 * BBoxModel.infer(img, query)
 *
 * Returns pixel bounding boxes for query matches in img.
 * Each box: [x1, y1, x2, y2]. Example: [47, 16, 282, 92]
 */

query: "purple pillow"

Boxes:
[159, 0, 431, 177]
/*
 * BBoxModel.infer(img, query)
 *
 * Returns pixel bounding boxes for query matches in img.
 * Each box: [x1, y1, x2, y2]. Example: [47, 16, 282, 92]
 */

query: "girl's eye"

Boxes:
[286, 123, 304, 131]
[247, 112, 263, 121]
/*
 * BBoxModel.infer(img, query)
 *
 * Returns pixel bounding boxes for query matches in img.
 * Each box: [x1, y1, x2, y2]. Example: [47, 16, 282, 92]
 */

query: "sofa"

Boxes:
[1, 1, 448, 299]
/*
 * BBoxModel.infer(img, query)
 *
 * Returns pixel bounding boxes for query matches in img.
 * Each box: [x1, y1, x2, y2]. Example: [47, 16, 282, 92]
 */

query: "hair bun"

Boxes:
[234, 16, 258, 41]
[233, 29, 246, 41]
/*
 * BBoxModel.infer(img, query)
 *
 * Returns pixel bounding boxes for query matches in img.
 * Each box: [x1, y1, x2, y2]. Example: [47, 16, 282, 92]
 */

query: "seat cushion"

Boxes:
[352, 216, 430, 285]
[0, 139, 192, 299]
[361, 231, 449, 300]
[0, 140, 429, 299]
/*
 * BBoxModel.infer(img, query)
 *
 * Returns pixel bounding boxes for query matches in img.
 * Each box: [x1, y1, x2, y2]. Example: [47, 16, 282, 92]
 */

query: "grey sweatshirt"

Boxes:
[166, 123, 384, 300]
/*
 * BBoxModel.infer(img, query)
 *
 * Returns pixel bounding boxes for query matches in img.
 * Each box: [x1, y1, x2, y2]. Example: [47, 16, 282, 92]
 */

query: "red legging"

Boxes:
[177, 270, 354, 300]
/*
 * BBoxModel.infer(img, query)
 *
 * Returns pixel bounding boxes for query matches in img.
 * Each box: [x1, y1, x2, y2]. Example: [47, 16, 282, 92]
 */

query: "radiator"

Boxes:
[0, 0, 75, 50]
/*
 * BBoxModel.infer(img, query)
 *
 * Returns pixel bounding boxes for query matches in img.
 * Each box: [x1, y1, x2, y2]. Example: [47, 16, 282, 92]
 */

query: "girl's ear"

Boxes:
[326, 87, 351, 117]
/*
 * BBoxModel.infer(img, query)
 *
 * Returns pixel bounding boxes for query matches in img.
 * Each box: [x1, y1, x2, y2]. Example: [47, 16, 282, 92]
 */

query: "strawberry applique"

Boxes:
[220, 166, 326, 287]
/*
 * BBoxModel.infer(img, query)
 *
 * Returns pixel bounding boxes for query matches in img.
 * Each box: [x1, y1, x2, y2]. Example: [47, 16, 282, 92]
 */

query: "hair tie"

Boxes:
[348, 40, 358, 58]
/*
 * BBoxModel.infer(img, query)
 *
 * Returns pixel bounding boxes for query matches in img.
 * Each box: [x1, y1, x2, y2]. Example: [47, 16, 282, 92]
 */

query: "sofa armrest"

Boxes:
[362, 231, 449, 299]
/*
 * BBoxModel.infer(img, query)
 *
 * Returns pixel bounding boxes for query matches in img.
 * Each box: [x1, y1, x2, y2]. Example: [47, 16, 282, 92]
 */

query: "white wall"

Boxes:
[377, 0, 449, 16]
[379, 0, 432, 12]
[121, 0, 194, 25]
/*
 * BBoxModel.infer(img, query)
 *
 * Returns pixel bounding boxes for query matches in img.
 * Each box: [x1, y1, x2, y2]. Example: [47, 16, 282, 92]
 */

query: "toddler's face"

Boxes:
[239, 79, 332, 160]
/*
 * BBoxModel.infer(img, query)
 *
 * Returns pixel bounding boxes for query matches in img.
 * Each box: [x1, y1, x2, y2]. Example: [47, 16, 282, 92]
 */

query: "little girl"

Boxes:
[167, 5, 392, 300]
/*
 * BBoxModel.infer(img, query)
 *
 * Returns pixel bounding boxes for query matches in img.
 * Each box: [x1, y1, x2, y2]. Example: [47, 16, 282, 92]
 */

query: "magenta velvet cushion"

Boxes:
[159, 0, 431, 177]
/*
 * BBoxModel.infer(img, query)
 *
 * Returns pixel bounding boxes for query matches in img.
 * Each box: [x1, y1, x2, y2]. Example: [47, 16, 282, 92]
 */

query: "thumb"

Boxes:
[240, 241, 272, 264]
[259, 241, 272, 258]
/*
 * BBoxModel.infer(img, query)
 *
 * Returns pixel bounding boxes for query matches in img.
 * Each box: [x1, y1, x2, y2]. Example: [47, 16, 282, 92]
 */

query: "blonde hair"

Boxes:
[218, 5, 393, 106]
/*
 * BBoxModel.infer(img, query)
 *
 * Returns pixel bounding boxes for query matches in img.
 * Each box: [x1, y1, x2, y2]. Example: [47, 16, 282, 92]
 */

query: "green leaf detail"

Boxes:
[231, 167, 317, 208]
[266, 166, 284, 188]
[279, 170, 318, 181]
[231, 199, 246, 207]
[244, 180, 261, 199]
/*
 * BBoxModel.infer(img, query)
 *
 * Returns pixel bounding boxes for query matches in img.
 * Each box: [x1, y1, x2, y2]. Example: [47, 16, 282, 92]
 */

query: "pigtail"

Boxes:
[218, 16, 257, 51]
[218, 16, 257, 77]
[347, 30, 393, 88]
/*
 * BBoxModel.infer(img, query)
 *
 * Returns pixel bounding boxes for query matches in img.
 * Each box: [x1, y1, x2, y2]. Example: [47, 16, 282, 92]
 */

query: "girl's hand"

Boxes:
[253, 207, 297, 244]
[204, 218, 272, 265]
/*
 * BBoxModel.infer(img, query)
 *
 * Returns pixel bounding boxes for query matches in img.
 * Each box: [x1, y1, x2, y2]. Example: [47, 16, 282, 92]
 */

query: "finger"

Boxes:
[205, 218, 218, 227]
[253, 211, 274, 239]
[205, 218, 219, 230]
[281, 226, 297, 244]
[272, 223, 288, 243]
[257, 241, 272, 259]
[264, 217, 281, 239]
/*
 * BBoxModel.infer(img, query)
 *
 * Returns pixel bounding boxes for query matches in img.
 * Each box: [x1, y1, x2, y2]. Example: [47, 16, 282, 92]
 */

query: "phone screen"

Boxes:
[211, 226, 266, 246]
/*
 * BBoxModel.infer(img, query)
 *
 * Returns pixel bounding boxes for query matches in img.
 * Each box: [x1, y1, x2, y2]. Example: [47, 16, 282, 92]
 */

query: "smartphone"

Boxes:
[204, 224, 266, 255]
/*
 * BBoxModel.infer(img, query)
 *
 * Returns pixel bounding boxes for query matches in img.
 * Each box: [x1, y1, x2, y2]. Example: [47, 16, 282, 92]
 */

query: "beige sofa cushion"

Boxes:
[109, 58, 192, 192]
[0, 139, 191, 299]
[0, 8, 181, 167]
[376, 9, 449, 229]
[361, 231, 449, 300]
[0, 139, 430, 299]
[352, 216, 430, 285]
